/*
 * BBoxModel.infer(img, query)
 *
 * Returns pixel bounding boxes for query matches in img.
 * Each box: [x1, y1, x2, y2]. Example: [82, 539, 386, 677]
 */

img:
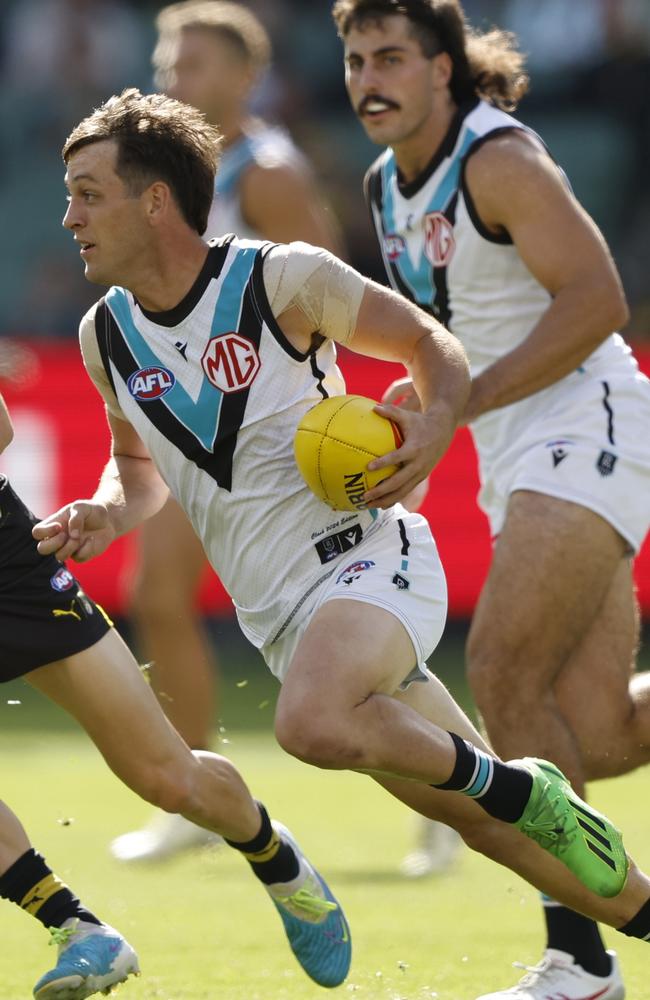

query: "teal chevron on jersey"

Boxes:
[211, 244, 259, 333]
[380, 127, 477, 309]
[106, 286, 225, 451]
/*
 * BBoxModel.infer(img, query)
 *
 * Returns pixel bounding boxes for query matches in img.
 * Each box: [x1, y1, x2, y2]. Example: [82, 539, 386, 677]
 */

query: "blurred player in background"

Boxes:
[335, 1, 650, 997]
[0, 388, 351, 997]
[111, 0, 343, 864]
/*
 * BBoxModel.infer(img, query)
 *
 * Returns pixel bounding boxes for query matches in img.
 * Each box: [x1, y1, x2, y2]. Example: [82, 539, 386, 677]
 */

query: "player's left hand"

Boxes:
[363, 401, 454, 509]
[32, 501, 116, 562]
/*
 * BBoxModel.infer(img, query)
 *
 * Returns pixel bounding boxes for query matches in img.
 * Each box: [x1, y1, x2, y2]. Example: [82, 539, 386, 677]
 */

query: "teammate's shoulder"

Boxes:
[465, 127, 552, 186]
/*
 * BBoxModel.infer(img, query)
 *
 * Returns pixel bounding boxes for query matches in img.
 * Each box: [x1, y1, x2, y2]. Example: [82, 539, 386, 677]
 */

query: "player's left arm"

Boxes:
[240, 162, 344, 255]
[463, 131, 629, 421]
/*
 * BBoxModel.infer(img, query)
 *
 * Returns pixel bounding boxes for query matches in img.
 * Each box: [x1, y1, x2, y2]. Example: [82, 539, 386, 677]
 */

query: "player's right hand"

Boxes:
[32, 501, 116, 562]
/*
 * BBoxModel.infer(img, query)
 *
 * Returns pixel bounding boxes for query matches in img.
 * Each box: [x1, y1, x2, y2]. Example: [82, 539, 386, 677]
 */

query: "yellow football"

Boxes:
[294, 394, 402, 511]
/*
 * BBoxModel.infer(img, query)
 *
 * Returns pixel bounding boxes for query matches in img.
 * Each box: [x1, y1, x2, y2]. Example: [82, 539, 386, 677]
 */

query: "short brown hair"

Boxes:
[332, 0, 529, 112]
[153, 0, 271, 87]
[62, 88, 222, 235]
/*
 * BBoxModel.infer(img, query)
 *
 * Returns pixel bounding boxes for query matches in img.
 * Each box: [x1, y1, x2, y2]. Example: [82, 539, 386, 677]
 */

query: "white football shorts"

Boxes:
[478, 370, 650, 551]
[261, 508, 448, 687]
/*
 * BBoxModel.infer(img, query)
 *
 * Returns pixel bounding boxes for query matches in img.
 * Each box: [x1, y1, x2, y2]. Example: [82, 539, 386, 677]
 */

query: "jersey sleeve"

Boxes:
[262, 241, 365, 346]
[79, 303, 126, 420]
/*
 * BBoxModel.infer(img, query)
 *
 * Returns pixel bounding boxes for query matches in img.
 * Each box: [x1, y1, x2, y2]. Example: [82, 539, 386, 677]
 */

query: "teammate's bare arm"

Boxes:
[463, 131, 629, 421]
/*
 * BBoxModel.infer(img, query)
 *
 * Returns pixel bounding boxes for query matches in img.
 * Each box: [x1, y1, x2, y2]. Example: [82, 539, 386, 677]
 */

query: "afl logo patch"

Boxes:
[424, 212, 455, 267]
[128, 366, 175, 401]
[202, 333, 261, 393]
[383, 234, 406, 261]
[51, 567, 74, 592]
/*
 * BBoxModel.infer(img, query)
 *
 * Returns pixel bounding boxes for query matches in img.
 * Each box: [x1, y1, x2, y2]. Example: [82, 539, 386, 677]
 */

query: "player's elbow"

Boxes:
[590, 275, 630, 336]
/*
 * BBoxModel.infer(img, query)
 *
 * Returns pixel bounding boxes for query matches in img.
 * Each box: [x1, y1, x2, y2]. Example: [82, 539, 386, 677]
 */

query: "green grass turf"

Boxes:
[1, 621, 650, 999]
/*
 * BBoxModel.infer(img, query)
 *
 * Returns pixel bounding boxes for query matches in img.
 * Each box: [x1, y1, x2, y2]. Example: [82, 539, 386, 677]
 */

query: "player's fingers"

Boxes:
[72, 536, 95, 562]
[32, 518, 63, 540]
[67, 504, 89, 539]
[34, 530, 68, 556]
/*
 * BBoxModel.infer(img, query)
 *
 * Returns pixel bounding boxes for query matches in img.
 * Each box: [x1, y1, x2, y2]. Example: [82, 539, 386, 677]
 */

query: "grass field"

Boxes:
[2, 622, 650, 1000]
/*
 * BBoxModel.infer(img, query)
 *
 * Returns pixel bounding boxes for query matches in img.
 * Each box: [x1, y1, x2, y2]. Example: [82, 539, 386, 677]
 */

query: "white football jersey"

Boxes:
[81, 236, 388, 647]
[365, 98, 641, 472]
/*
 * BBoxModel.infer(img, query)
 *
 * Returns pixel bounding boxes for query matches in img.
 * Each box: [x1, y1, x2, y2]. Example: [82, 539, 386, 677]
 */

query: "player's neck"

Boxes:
[130, 234, 210, 314]
[391, 98, 458, 185]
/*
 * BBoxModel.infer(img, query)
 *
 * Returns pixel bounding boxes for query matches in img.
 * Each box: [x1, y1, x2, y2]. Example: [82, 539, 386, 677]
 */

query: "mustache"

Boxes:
[357, 95, 400, 115]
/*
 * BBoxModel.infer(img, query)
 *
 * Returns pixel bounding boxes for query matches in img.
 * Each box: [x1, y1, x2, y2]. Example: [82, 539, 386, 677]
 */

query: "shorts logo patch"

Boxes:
[392, 572, 410, 590]
[50, 567, 74, 592]
[128, 366, 175, 401]
[596, 450, 617, 476]
[336, 560, 375, 585]
[545, 439, 574, 468]
[315, 524, 363, 564]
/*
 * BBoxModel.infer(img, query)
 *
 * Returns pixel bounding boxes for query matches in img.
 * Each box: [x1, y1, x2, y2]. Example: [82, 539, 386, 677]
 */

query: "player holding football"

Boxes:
[32, 89, 650, 982]
[333, 0, 650, 996]
[111, 0, 344, 864]
[0, 390, 352, 997]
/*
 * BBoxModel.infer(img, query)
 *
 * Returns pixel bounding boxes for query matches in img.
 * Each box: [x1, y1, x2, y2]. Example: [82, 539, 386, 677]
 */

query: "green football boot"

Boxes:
[513, 757, 628, 898]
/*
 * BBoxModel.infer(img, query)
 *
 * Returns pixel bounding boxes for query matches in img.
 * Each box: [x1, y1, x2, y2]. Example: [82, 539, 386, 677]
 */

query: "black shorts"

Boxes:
[0, 476, 111, 681]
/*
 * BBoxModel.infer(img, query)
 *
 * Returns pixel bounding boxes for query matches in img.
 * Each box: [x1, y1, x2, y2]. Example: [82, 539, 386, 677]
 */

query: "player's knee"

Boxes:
[275, 706, 352, 768]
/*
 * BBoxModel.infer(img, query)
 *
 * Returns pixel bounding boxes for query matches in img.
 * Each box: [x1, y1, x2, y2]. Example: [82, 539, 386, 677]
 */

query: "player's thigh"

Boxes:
[553, 557, 640, 760]
[278, 598, 419, 722]
[133, 495, 206, 598]
[25, 629, 190, 779]
[467, 490, 627, 692]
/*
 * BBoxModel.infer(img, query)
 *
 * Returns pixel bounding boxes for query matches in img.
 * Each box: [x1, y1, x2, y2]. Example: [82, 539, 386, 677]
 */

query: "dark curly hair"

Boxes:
[332, 0, 529, 112]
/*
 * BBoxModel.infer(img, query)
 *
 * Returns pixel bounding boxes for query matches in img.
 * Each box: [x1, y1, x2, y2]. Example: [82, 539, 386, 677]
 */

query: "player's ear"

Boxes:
[144, 181, 171, 225]
[432, 51, 453, 90]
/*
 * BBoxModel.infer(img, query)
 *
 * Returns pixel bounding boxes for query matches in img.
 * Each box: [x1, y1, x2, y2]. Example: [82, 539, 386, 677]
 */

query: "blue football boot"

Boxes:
[33, 919, 139, 999]
[267, 823, 351, 987]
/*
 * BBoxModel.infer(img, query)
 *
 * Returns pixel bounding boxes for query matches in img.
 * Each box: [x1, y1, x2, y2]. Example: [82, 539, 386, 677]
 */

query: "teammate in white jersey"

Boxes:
[30, 88, 650, 983]
[109, 1, 344, 863]
[334, 1, 650, 996]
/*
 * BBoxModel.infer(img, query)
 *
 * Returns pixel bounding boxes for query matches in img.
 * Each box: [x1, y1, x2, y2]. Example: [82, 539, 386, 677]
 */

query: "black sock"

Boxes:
[0, 849, 101, 929]
[433, 732, 533, 823]
[620, 897, 650, 941]
[543, 899, 611, 976]
[225, 803, 300, 885]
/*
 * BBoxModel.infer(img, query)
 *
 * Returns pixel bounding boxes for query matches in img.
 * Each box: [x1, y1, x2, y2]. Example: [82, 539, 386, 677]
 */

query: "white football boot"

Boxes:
[110, 810, 223, 862]
[475, 949, 625, 1000]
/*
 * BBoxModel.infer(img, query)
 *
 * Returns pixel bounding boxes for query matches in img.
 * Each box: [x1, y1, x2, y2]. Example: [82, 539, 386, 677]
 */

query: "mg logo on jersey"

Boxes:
[128, 366, 175, 401]
[202, 333, 261, 393]
[424, 212, 455, 267]
[382, 233, 406, 261]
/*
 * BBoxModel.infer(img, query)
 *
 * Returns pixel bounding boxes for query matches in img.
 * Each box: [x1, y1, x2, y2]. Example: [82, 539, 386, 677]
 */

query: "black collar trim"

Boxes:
[397, 97, 479, 199]
[136, 240, 231, 328]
